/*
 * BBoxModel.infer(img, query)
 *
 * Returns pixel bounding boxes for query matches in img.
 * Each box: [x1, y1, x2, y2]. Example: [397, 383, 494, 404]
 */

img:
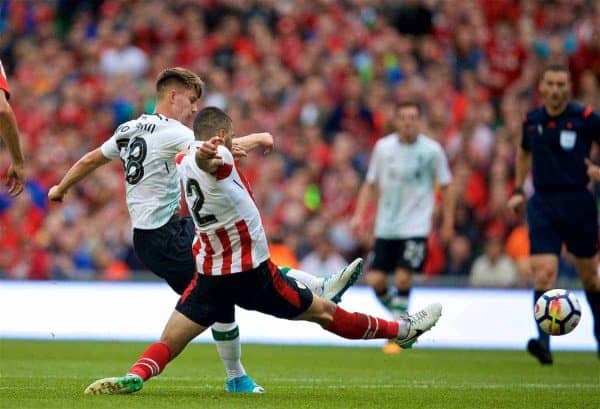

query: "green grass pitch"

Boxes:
[1, 340, 598, 409]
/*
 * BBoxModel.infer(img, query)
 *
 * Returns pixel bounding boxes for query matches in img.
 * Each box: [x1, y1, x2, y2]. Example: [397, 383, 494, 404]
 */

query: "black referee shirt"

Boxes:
[521, 102, 600, 193]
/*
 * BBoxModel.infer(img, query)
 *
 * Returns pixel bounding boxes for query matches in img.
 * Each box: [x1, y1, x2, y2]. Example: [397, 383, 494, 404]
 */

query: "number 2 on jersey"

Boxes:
[186, 179, 204, 224]
[186, 179, 218, 227]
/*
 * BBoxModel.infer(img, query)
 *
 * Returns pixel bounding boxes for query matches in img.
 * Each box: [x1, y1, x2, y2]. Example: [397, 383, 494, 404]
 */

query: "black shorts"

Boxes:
[370, 237, 427, 273]
[527, 191, 598, 258]
[133, 215, 196, 294]
[175, 260, 314, 327]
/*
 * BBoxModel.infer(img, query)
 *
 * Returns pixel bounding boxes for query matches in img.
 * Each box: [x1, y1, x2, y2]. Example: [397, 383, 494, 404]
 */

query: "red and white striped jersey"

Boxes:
[175, 142, 270, 275]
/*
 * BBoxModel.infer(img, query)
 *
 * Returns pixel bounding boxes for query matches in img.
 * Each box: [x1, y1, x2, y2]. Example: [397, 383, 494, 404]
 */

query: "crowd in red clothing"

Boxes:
[1, 0, 598, 285]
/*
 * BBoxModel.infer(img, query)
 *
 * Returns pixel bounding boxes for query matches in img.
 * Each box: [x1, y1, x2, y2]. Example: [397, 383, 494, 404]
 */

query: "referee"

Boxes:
[508, 65, 600, 364]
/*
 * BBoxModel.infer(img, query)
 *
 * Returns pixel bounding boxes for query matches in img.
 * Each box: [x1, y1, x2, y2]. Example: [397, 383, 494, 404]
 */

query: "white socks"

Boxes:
[284, 268, 324, 295]
[212, 322, 246, 380]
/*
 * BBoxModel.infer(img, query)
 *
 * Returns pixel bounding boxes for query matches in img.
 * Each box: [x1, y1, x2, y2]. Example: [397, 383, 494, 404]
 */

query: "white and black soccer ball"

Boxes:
[534, 289, 582, 336]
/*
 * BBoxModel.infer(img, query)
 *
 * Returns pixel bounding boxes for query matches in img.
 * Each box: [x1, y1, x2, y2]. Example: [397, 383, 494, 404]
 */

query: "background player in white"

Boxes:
[351, 101, 455, 354]
[83, 106, 442, 395]
[48, 67, 360, 392]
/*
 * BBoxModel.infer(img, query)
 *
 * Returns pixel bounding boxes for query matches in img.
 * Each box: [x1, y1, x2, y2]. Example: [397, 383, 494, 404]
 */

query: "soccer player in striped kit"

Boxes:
[50, 68, 361, 393]
[83, 107, 442, 395]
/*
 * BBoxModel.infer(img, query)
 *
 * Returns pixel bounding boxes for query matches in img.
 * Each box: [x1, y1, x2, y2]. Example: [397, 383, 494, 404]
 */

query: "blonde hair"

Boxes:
[156, 67, 204, 99]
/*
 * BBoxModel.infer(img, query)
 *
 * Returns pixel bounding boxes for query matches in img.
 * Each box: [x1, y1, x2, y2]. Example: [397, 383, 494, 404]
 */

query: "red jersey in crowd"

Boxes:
[0, 60, 10, 98]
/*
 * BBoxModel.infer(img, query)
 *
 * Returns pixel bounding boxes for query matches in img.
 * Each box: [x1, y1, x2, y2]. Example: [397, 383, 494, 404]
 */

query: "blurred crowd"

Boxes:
[0, 0, 599, 287]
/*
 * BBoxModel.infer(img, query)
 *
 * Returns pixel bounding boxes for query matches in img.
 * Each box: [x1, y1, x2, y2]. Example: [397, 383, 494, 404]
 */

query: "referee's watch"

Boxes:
[513, 186, 524, 196]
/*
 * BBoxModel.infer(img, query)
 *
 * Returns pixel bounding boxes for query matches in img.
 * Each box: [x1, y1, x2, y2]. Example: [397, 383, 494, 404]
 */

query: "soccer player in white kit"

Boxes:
[351, 102, 455, 354]
[82, 107, 442, 395]
[50, 68, 361, 393]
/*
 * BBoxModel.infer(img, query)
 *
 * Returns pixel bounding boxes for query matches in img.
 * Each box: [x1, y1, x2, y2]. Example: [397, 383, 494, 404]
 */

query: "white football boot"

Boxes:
[321, 258, 363, 303]
[395, 302, 442, 348]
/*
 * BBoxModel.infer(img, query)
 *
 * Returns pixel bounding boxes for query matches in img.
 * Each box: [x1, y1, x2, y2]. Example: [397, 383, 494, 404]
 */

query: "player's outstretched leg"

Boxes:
[321, 258, 363, 303]
[84, 374, 143, 395]
[281, 258, 363, 303]
[315, 300, 441, 346]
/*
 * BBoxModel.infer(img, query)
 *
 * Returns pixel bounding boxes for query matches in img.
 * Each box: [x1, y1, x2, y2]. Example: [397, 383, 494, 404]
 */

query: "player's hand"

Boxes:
[197, 137, 223, 160]
[258, 132, 274, 155]
[507, 193, 525, 214]
[6, 162, 25, 196]
[585, 158, 600, 181]
[48, 185, 66, 202]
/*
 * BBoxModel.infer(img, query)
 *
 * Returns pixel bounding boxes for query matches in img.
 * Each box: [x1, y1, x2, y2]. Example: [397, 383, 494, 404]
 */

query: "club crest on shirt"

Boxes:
[559, 130, 576, 150]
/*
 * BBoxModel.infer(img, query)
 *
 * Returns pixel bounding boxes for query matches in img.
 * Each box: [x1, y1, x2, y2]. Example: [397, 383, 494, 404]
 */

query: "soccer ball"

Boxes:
[534, 289, 582, 336]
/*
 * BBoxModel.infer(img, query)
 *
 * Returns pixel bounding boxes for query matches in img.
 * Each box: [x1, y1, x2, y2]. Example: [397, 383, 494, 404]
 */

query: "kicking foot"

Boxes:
[84, 374, 143, 395]
[527, 338, 553, 365]
[395, 303, 442, 348]
[321, 258, 363, 303]
[225, 375, 265, 393]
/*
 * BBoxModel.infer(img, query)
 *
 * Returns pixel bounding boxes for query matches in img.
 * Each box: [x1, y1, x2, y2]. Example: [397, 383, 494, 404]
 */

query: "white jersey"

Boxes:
[176, 143, 270, 276]
[100, 113, 193, 229]
[366, 133, 451, 239]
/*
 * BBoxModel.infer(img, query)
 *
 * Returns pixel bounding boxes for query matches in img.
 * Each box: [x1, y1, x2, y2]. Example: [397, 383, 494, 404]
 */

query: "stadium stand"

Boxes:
[0, 0, 598, 285]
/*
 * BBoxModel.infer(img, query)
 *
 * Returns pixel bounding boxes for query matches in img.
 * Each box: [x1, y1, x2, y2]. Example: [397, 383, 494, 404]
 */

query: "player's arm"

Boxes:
[439, 183, 456, 243]
[48, 148, 111, 202]
[231, 132, 274, 158]
[351, 144, 381, 231]
[351, 180, 378, 231]
[0, 89, 25, 196]
[507, 146, 531, 213]
[585, 159, 600, 181]
[508, 116, 533, 214]
[584, 109, 600, 182]
[434, 146, 455, 243]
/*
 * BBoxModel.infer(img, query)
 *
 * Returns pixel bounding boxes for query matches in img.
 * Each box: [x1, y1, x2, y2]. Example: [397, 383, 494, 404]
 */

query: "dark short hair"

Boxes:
[541, 64, 570, 80]
[193, 107, 233, 140]
[397, 101, 421, 114]
[156, 67, 204, 99]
